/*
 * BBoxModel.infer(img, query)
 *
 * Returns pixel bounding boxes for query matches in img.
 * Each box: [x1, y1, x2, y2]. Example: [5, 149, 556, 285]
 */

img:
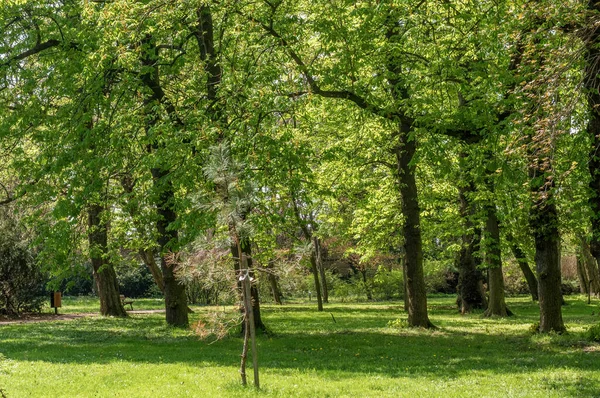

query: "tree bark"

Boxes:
[529, 185, 565, 333]
[483, 207, 510, 317]
[393, 124, 433, 328]
[87, 204, 126, 317]
[140, 35, 189, 327]
[361, 269, 373, 300]
[120, 174, 166, 294]
[309, 247, 324, 312]
[584, 1, 600, 282]
[139, 249, 165, 293]
[384, 14, 433, 328]
[152, 170, 189, 327]
[314, 237, 329, 303]
[577, 234, 600, 295]
[266, 260, 283, 305]
[456, 183, 487, 313]
[576, 256, 590, 295]
[507, 234, 539, 301]
[231, 236, 267, 331]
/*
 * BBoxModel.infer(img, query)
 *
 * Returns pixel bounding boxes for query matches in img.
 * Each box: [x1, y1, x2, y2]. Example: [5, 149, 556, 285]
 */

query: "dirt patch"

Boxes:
[0, 313, 96, 325]
[0, 309, 166, 325]
[128, 310, 165, 314]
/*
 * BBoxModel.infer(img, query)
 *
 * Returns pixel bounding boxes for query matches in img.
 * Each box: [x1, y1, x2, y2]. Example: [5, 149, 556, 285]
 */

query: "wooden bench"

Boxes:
[120, 294, 134, 310]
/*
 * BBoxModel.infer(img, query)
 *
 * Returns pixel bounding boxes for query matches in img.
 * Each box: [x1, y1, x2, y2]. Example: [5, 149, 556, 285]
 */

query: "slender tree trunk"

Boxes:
[577, 234, 600, 295]
[309, 248, 324, 311]
[120, 174, 165, 294]
[506, 233, 538, 301]
[393, 124, 433, 328]
[314, 237, 329, 303]
[139, 249, 165, 293]
[456, 183, 487, 313]
[398, 248, 408, 311]
[384, 13, 432, 328]
[483, 207, 511, 317]
[577, 256, 590, 295]
[231, 236, 266, 331]
[361, 269, 373, 300]
[87, 204, 126, 317]
[402, 262, 409, 312]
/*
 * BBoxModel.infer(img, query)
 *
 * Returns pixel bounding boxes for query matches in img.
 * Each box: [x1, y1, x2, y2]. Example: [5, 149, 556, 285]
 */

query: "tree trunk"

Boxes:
[483, 207, 510, 317]
[577, 234, 600, 295]
[314, 237, 329, 303]
[309, 248, 324, 312]
[530, 187, 565, 333]
[398, 249, 408, 311]
[456, 183, 487, 313]
[585, 1, 600, 283]
[506, 234, 539, 301]
[576, 256, 590, 295]
[87, 204, 126, 317]
[231, 236, 266, 332]
[393, 123, 433, 328]
[384, 14, 433, 328]
[361, 269, 373, 300]
[139, 249, 165, 293]
[120, 174, 165, 295]
[140, 35, 189, 327]
[266, 260, 283, 305]
[152, 170, 189, 327]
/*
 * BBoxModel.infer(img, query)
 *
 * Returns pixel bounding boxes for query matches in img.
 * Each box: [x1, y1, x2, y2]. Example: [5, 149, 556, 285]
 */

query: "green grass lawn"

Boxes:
[1, 295, 599, 397]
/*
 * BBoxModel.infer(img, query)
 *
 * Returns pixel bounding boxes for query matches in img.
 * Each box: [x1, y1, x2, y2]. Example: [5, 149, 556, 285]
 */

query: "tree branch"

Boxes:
[1, 39, 60, 67]
[240, 10, 394, 120]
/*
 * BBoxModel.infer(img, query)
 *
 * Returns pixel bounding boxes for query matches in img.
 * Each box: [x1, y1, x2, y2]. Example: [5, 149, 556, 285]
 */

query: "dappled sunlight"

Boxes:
[1, 296, 600, 396]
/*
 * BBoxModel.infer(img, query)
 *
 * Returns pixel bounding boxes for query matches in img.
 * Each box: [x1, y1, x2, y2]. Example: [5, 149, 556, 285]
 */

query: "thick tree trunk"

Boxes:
[140, 35, 189, 327]
[456, 183, 487, 313]
[530, 188, 565, 333]
[585, 1, 600, 283]
[314, 237, 329, 303]
[394, 123, 433, 328]
[483, 207, 510, 317]
[152, 170, 189, 327]
[506, 234, 539, 301]
[87, 204, 126, 317]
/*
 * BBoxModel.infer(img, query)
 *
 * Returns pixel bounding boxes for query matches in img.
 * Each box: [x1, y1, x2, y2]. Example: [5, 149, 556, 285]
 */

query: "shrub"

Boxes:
[423, 260, 455, 294]
[116, 263, 157, 298]
[585, 323, 600, 342]
[60, 263, 94, 296]
[0, 240, 47, 316]
[372, 267, 403, 300]
[330, 277, 362, 301]
[529, 322, 540, 335]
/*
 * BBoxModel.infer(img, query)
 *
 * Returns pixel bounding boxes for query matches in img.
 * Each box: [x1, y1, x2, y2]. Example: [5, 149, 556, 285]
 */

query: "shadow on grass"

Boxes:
[1, 299, 599, 397]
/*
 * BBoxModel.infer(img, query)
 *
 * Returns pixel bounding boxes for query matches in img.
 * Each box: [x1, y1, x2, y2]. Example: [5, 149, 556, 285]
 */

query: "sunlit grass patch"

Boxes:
[1, 295, 599, 397]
